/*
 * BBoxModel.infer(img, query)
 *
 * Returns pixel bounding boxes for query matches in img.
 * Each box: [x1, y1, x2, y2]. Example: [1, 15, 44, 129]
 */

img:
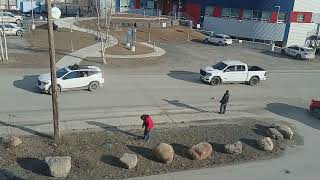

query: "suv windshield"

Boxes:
[305, 48, 315, 53]
[56, 68, 68, 78]
[212, 62, 228, 70]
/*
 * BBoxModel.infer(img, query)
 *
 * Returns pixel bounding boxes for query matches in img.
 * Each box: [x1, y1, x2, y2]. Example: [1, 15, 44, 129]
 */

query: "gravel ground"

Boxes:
[0, 119, 298, 180]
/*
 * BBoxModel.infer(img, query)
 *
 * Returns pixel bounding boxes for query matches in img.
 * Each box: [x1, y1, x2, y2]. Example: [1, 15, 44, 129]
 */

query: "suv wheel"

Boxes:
[204, 38, 209, 44]
[211, 77, 221, 86]
[88, 81, 100, 91]
[16, 30, 23, 36]
[249, 77, 260, 86]
[296, 54, 302, 60]
[218, 41, 223, 46]
[281, 49, 286, 54]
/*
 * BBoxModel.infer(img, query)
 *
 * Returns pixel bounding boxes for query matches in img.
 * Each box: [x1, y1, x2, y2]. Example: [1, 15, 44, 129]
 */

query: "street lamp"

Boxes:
[275, 6, 281, 23]
[31, 0, 35, 30]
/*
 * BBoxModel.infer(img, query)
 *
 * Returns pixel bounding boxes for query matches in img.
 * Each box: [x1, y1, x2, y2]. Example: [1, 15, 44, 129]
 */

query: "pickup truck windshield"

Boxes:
[56, 68, 68, 78]
[212, 62, 228, 70]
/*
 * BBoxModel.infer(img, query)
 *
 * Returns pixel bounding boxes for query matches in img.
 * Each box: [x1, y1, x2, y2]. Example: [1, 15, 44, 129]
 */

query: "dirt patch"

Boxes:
[105, 43, 154, 55]
[0, 119, 297, 179]
[0, 28, 97, 69]
[78, 19, 204, 43]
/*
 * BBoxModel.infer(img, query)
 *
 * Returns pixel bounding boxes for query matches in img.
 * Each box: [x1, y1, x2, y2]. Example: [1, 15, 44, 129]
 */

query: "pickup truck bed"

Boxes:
[248, 66, 265, 71]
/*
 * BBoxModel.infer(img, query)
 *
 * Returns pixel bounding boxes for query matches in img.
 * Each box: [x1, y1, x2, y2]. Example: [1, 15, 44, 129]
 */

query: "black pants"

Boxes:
[220, 103, 227, 114]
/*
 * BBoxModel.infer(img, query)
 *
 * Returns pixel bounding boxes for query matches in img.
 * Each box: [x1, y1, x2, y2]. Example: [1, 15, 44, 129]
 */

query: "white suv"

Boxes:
[281, 45, 315, 60]
[0, 24, 24, 36]
[37, 65, 104, 94]
[204, 34, 233, 46]
[0, 12, 23, 24]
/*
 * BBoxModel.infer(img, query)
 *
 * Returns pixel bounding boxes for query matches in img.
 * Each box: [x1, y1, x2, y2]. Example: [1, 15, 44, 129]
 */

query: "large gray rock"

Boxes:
[267, 128, 284, 140]
[272, 123, 294, 139]
[225, 141, 243, 155]
[120, 153, 138, 169]
[258, 137, 274, 151]
[2, 136, 22, 147]
[153, 143, 174, 164]
[45, 156, 71, 178]
[188, 142, 213, 160]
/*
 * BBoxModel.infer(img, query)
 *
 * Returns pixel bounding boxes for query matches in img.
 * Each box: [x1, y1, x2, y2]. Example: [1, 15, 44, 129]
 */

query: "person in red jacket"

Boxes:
[141, 114, 154, 142]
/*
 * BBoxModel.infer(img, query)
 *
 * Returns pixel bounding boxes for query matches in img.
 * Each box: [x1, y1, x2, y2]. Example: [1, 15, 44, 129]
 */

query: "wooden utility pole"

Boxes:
[46, 0, 60, 140]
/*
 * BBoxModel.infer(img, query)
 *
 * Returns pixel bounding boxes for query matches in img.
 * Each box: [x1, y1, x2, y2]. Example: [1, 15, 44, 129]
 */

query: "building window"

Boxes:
[222, 8, 240, 19]
[205, 6, 214, 16]
[277, 13, 286, 23]
[261, 12, 272, 22]
[252, 10, 262, 21]
[297, 14, 305, 22]
[243, 10, 253, 20]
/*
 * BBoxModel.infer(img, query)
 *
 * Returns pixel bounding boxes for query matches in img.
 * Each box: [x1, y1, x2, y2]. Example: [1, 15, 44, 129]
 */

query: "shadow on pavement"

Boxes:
[171, 143, 190, 159]
[0, 121, 52, 139]
[253, 124, 269, 137]
[167, 71, 205, 85]
[13, 75, 40, 94]
[162, 99, 209, 113]
[0, 169, 23, 180]
[17, 158, 49, 176]
[240, 138, 259, 150]
[86, 121, 142, 139]
[127, 145, 159, 162]
[100, 155, 123, 168]
[210, 142, 226, 153]
[266, 103, 320, 130]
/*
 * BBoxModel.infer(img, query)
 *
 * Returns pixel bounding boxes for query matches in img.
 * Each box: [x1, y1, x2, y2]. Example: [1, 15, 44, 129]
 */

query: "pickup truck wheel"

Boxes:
[16, 30, 23, 36]
[204, 38, 209, 43]
[249, 77, 260, 86]
[211, 77, 221, 86]
[296, 54, 302, 60]
[16, 19, 21, 24]
[88, 81, 100, 91]
[281, 49, 286, 54]
[218, 41, 223, 46]
[48, 85, 61, 95]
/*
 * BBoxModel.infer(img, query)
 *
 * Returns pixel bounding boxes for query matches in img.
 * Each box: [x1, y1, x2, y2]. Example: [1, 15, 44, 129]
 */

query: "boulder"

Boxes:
[267, 128, 284, 140]
[120, 153, 138, 169]
[272, 123, 293, 139]
[258, 137, 274, 151]
[2, 136, 22, 147]
[224, 141, 243, 155]
[45, 156, 71, 178]
[188, 142, 213, 160]
[153, 143, 174, 163]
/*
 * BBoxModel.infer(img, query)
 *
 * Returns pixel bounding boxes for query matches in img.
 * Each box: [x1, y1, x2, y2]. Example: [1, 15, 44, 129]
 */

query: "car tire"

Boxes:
[88, 81, 100, 91]
[218, 41, 223, 46]
[249, 77, 260, 86]
[281, 49, 286, 54]
[211, 77, 221, 86]
[16, 30, 23, 36]
[16, 19, 21, 24]
[48, 85, 61, 95]
[296, 54, 302, 60]
[204, 38, 209, 44]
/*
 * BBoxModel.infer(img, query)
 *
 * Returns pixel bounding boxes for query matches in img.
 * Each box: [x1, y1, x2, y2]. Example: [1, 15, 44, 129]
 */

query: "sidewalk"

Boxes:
[55, 17, 118, 68]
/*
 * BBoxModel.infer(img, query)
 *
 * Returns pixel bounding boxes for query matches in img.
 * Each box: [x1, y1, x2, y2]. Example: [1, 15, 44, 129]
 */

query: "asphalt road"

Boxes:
[1, 41, 320, 179]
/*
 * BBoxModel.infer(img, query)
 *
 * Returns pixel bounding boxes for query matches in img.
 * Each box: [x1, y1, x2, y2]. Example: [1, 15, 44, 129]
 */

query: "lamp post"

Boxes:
[31, 0, 35, 30]
[275, 6, 280, 23]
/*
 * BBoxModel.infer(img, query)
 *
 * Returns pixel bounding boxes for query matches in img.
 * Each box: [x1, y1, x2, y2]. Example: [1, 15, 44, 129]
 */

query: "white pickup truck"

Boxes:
[200, 60, 267, 86]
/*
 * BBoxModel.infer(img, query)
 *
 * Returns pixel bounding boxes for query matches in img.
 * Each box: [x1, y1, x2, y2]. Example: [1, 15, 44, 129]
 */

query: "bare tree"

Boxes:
[95, 0, 113, 64]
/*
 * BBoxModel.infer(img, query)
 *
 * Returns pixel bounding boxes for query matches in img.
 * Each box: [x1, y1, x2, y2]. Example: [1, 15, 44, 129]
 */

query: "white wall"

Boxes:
[286, 23, 317, 46]
[293, 0, 320, 13]
[203, 17, 286, 41]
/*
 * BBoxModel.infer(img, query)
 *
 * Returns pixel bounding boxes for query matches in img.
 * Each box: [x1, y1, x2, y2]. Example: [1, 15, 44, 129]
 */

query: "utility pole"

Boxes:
[46, 0, 60, 140]
[31, 0, 35, 30]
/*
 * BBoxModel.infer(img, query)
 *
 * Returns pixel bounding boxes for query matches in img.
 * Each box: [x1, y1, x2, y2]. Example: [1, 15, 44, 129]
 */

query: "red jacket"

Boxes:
[144, 115, 154, 130]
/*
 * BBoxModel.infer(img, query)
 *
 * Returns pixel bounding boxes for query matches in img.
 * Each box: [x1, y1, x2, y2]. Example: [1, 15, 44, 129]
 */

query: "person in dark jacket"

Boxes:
[219, 90, 230, 114]
[141, 114, 154, 142]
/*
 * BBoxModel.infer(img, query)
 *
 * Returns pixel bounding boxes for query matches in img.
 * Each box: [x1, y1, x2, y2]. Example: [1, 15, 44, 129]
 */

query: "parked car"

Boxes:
[281, 45, 315, 60]
[200, 60, 267, 86]
[37, 65, 104, 94]
[0, 11, 23, 24]
[310, 98, 320, 119]
[0, 24, 24, 36]
[204, 34, 233, 46]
